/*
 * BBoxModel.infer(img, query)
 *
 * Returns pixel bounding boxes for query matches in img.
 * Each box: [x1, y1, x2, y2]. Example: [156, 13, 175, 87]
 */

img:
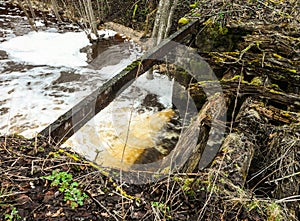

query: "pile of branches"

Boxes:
[188, 0, 299, 93]
[177, 0, 300, 220]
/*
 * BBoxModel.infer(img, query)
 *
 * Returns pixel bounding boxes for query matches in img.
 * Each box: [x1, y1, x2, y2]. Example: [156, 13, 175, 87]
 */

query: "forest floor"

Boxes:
[1, 0, 300, 220]
[1, 129, 297, 221]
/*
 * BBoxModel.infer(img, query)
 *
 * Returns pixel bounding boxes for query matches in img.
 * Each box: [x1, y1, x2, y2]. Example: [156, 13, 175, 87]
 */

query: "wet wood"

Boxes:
[157, 93, 227, 173]
[38, 19, 201, 143]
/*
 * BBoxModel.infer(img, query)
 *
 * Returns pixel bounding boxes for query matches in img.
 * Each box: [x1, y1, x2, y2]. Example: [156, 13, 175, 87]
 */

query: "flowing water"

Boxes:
[0, 2, 182, 171]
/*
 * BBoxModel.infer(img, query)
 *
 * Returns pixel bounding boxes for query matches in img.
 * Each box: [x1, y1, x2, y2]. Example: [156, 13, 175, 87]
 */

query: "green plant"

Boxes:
[266, 202, 283, 221]
[42, 170, 88, 209]
[4, 207, 21, 221]
[218, 11, 224, 19]
[132, 4, 138, 20]
[178, 17, 190, 26]
[151, 201, 171, 219]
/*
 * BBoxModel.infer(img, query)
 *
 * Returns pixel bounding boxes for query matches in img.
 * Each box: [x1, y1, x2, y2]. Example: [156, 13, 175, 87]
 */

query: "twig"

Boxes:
[0, 191, 28, 199]
[85, 191, 119, 221]
[229, 66, 243, 132]
[267, 171, 300, 184]
[276, 195, 300, 203]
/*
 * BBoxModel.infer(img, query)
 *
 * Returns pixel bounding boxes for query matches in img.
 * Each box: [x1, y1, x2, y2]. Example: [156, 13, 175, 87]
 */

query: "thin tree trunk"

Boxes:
[156, 0, 169, 45]
[26, 0, 36, 19]
[147, 0, 178, 79]
[17, 0, 38, 31]
[86, 0, 98, 38]
[166, 0, 178, 35]
[151, 0, 165, 41]
[51, 0, 62, 22]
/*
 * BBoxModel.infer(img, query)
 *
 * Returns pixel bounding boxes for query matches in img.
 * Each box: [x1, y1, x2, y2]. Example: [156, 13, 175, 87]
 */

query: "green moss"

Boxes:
[178, 17, 190, 25]
[196, 81, 207, 86]
[222, 75, 241, 82]
[124, 60, 141, 71]
[217, 25, 228, 35]
[271, 84, 279, 89]
[250, 77, 263, 86]
[272, 53, 283, 59]
[231, 75, 241, 81]
[281, 112, 291, 117]
[223, 52, 240, 56]
[280, 111, 298, 122]
[269, 89, 282, 95]
[206, 23, 229, 37]
[182, 178, 196, 196]
[287, 69, 297, 74]
[189, 2, 198, 9]
[172, 176, 181, 182]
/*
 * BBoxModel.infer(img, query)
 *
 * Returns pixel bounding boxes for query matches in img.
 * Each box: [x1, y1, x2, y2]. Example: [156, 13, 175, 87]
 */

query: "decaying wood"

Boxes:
[157, 92, 227, 173]
[235, 97, 300, 216]
[190, 0, 299, 100]
[211, 132, 255, 187]
[184, 1, 300, 217]
[190, 80, 300, 113]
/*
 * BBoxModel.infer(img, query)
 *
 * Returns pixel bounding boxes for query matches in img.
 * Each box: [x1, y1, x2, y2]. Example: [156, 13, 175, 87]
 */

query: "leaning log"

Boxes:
[116, 92, 227, 183]
[159, 92, 227, 173]
[38, 19, 201, 144]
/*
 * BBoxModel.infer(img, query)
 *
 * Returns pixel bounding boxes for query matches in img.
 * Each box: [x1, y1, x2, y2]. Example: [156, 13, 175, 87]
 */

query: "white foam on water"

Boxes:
[0, 13, 177, 170]
[0, 27, 142, 137]
[0, 28, 119, 68]
[0, 31, 90, 67]
[0, 7, 183, 172]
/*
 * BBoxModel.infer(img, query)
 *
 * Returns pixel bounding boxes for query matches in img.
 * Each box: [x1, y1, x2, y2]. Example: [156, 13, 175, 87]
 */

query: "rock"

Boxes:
[0, 50, 8, 60]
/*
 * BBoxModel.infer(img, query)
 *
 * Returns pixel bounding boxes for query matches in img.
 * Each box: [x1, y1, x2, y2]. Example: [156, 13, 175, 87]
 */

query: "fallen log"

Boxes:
[235, 97, 300, 218]
[159, 92, 227, 173]
[190, 80, 300, 113]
